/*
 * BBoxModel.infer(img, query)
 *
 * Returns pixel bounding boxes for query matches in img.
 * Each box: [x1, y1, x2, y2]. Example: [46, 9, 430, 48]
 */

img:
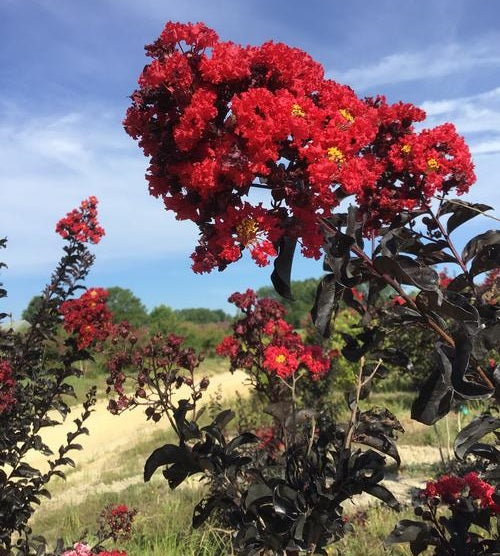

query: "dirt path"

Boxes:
[29, 371, 443, 511]
[27, 369, 250, 474]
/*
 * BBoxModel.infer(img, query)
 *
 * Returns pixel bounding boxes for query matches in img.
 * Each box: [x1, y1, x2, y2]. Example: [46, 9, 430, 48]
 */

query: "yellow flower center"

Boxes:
[339, 109, 354, 123]
[401, 144, 412, 155]
[275, 354, 286, 364]
[291, 104, 305, 117]
[89, 290, 98, 298]
[327, 146, 345, 165]
[427, 158, 440, 171]
[235, 218, 259, 246]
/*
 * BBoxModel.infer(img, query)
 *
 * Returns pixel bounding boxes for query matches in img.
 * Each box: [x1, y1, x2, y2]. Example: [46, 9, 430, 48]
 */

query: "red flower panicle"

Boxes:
[59, 288, 113, 349]
[99, 504, 137, 542]
[0, 360, 17, 414]
[422, 472, 500, 514]
[56, 196, 105, 244]
[216, 290, 333, 381]
[125, 21, 475, 272]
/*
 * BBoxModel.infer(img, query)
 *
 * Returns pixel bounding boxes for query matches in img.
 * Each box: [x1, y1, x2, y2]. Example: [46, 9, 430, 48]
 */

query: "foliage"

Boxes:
[121, 19, 500, 555]
[176, 307, 231, 324]
[21, 295, 44, 325]
[105, 294, 406, 555]
[105, 287, 149, 328]
[0, 199, 109, 554]
[257, 278, 319, 329]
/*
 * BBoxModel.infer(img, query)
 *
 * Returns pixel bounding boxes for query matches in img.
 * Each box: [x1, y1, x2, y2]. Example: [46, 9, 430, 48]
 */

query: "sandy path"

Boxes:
[27, 369, 250, 474]
[27, 371, 444, 512]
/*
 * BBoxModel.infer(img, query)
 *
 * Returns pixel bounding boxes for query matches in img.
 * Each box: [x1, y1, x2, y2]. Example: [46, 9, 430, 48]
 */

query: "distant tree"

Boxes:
[257, 278, 319, 328]
[149, 304, 180, 334]
[106, 286, 149, 327]
[176, 307, 231, 323]
[21, 295, 43, 324]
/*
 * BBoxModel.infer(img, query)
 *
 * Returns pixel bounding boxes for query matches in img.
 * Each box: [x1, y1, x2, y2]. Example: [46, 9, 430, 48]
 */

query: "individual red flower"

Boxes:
[300, 345, 331, 379]
[263, 345, 299, 379]
[263, 318, 293, 336]
[438, 269, 453, 289]
[59, 288, 113, 349]
[55, 196, 105, 244]
[216, 336, 240, 358]
[0, 360, 17, 414]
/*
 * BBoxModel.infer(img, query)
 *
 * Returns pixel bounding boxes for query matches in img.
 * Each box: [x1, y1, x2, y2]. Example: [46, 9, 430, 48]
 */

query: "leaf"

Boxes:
[192, 496, 227, 529]
[311, 274, 341, 338]
[271, 236, 296, 300]
[163, 463, 189, 489]
[212, 409, 235, 429]
[416, 291, 479, 326]
[365, 485, 401, 510]
[226, 432, 259, 453]
[462, 230, 500, 264]
[374, 255, 439, 292]
[385, 520, 433, 545]
[144, 444, 186, 482]
[448, 327, 492, 400]
[411, 344, 453, 425]
[439, 201, 493, 234]
[244, 483, 273, 511]
[354, 433, 401, 464]
[454, 414, 500, 460]
[470, 243, 500, 277]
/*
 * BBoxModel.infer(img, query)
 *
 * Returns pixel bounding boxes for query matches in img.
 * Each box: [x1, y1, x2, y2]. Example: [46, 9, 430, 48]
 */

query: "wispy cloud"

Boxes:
[0, 103, 198, 274]
[419, 87, 500, 158]
[334, 40, 500, 90]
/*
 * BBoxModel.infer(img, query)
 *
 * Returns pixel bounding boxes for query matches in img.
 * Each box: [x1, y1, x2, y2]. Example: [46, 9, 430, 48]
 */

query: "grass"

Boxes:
[32, 481, 417, 555]
[29, 385, 490, 555]
[32, 482, 230, 556]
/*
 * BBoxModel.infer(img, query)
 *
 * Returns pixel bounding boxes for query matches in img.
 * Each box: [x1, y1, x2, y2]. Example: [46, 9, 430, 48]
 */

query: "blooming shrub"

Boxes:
[98, 504, 137, 542]
[0, 199, 113, 555]
[123, 20, 499, 555]
[124, 21, 475, 273]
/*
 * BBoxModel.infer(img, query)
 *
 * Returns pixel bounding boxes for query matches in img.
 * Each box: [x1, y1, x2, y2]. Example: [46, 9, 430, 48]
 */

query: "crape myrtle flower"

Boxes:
[59, 288, 113, 350]
[55, 196, 105, 244]
[125, 21, 475, 272]
[217, 289, 334, 381]
[0, 360, 17, 414]
[421, 472, 500, 513]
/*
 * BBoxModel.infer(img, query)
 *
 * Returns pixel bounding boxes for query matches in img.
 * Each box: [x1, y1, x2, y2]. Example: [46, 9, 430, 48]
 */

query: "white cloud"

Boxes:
[334, 41, 500, 90]
[0, 104, 198, 275]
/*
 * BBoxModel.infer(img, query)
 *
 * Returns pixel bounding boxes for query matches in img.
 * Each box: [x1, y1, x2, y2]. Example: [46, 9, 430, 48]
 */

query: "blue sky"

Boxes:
[1, 0, 499, 319]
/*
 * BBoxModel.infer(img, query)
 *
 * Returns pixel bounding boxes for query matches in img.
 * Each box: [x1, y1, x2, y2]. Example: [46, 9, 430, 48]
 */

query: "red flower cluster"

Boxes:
[59, 288, 113, 349]
[55, 196, 105, 244]
[0, 360, 16, 414]
[216, 289, 333, 381]
[255, 425, 285, 458]
[125, 21, 475, 272]
[422, 472, 500, 513]
[438, 269, 453, 289]
[99, 504, 137, 542]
